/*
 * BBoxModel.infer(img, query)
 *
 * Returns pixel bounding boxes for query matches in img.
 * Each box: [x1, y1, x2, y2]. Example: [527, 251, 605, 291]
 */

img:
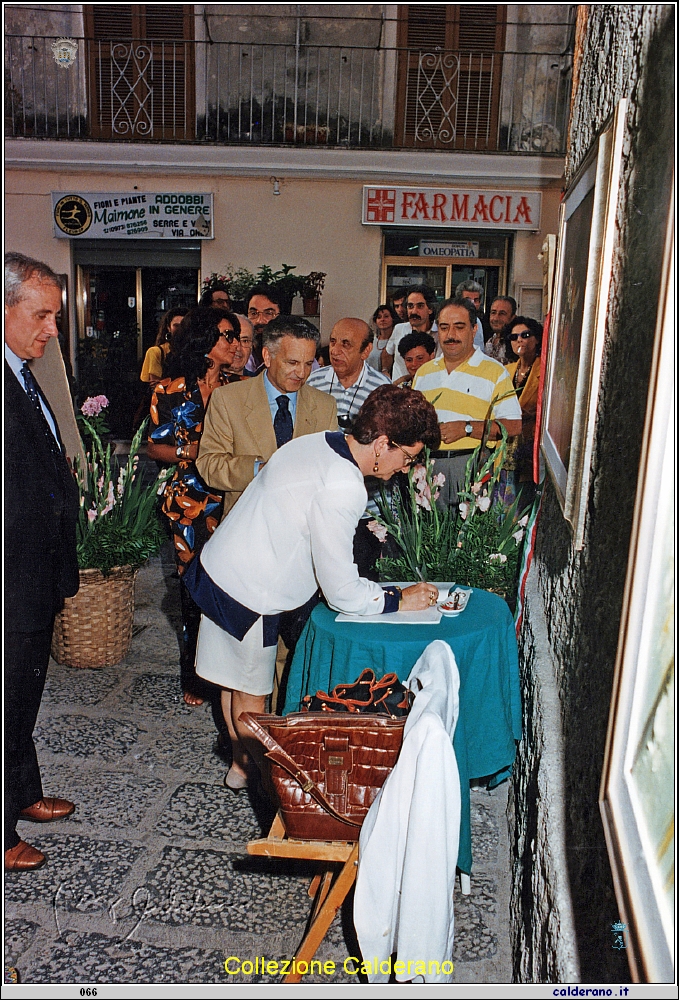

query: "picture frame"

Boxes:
[541, 99, 627, 549]
[599, 201, 674, 983]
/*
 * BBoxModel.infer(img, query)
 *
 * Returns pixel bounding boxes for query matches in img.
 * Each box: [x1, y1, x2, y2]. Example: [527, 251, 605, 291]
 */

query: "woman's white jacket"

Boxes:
[199, 431, 387, 616]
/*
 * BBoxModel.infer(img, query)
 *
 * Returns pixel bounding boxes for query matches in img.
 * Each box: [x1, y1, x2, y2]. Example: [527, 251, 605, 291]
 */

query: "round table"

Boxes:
[283, 588, 522, 873]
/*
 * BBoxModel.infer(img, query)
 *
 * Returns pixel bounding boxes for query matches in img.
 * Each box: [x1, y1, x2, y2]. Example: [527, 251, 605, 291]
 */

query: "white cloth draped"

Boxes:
[354, 639, 461, 983]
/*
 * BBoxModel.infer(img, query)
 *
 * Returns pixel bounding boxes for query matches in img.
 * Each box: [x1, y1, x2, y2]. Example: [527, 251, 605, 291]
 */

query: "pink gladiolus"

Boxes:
[459, 502, 469, 520]
[87, 508, 97, 523]
[366, 520, 388, 543]
[415, 490, 432, 512]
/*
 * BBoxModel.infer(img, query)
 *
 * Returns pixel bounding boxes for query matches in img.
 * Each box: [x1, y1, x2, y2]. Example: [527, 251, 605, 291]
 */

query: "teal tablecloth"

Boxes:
[283, 588, 522, 874]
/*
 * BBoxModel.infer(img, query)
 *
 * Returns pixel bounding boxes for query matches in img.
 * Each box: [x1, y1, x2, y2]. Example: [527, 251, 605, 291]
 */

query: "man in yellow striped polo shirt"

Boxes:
[412, 297, 522, 507]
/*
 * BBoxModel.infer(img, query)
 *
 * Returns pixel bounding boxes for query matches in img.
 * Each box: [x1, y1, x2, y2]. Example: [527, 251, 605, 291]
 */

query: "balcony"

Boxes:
[5, 37, 572, 154]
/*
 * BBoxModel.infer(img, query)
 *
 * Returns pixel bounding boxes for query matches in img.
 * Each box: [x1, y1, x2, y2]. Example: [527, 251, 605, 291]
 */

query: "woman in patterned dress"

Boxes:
[147, 307, 241, 705]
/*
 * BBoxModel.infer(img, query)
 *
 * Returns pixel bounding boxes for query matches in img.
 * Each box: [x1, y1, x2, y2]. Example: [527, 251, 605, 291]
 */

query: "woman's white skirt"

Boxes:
[195, 614, 277, 696]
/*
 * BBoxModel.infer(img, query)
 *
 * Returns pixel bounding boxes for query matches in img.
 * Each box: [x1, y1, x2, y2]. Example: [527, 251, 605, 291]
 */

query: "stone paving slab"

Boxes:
[4, 550, 513, 985]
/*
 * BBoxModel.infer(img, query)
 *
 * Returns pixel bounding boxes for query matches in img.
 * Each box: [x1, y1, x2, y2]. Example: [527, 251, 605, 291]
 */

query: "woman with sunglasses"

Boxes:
[185, 384, 441, 790]
[503, 315, 543, 506]
[147, 306, 241, 705]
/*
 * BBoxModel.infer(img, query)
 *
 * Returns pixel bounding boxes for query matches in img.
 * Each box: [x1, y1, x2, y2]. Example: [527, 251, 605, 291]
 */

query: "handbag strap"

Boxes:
[240, 713, 363, 829]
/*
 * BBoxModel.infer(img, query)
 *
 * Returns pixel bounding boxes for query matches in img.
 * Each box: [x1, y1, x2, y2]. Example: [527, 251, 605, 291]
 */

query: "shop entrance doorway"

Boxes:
[384, 263, 501, 314]
[74, 241, 200, 437]
[381, 228, 509, 318]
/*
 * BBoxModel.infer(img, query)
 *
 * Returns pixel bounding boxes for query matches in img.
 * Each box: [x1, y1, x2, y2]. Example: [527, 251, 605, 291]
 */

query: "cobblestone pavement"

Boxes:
[5, 549, 512, 985]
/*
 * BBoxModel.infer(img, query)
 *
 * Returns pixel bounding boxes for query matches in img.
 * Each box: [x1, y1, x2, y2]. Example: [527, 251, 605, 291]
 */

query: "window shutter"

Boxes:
[142, 6, 188, 40]
[457, 6, 501, 51]
[91, 6, 135, 39]
[85, 5, 193, 140]
[406, 5, 448, 49]
[396, 5, 505, 150]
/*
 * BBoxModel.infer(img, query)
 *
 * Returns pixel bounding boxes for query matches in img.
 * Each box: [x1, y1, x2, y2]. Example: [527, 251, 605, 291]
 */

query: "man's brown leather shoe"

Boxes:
[19, 797, 75, 822]
[5, 840, 46, 871]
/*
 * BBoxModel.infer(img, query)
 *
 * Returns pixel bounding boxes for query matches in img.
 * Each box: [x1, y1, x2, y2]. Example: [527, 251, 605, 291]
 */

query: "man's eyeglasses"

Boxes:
[390, 441, 421, 467]
[248, 307, 278, 322]
[212, 296, 231, 307]
[509, 331, 534, 341]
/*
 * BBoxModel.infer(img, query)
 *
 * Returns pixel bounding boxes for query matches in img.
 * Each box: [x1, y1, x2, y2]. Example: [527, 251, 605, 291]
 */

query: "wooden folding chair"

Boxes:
[246, 811, 359, 984]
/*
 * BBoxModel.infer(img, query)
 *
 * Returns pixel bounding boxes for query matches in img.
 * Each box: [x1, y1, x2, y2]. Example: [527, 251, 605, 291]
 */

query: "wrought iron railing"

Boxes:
[5, 37, 572, 153]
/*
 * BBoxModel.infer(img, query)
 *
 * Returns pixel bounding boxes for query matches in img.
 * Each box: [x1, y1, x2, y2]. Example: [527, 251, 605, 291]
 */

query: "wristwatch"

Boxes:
[176, 444, 185, 459]
[465, 422, 474, 437]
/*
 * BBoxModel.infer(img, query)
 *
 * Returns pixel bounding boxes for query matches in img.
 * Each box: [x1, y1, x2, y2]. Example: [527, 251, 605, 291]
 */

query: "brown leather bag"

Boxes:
[240, 712, 406, 841]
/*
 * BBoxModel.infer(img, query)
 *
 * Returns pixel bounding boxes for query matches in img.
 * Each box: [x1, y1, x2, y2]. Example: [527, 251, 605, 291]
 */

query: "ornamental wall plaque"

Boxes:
[51, 38, 78, 70]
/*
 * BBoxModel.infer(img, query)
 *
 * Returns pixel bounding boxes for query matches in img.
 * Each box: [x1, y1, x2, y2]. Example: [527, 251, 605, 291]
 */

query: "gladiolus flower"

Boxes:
[518, 514, 529, 527]
[512, 528, 525, 544]
[87, 508, 97, 523]
[475, 495, 491, 512]
[459, 502, 469, 520]
[488, 552, 507, 563]
[366, 520, 388, 543]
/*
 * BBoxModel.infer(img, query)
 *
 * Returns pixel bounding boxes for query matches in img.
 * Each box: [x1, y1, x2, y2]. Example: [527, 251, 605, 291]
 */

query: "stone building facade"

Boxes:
[510, 4, 674, 983]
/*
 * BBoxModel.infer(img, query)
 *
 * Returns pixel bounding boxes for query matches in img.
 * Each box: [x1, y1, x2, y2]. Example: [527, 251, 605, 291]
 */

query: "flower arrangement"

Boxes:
[74, 411, 172, 574]
[368, 425, 529, 598]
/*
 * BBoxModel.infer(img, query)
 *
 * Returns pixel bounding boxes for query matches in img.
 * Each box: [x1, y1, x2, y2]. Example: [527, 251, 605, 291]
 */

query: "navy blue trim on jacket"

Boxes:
[183, 556, 280, 647]
[325, 430, 359, 466]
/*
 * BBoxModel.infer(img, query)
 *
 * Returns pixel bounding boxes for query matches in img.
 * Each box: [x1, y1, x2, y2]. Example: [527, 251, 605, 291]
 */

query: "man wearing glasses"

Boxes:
[412, 297, 521, 507]
[244, 285, 284, 374]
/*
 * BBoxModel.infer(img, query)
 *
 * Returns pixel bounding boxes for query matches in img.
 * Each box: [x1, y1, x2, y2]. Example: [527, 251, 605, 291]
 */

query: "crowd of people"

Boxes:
[138, 278, 541, 788]
[4, 249, 542, 867]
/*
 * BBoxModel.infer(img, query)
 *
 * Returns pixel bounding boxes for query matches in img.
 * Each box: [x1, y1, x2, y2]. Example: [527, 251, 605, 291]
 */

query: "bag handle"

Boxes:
[239, 713, 363, 829]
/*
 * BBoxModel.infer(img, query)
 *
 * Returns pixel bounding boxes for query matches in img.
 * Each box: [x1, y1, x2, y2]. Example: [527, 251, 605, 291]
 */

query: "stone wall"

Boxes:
[510, 5, 674, 983]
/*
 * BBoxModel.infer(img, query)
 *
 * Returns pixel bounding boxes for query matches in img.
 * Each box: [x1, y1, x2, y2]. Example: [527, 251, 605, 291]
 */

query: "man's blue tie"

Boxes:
[273, 394, 293, 448]
[20, 362, 63, 454]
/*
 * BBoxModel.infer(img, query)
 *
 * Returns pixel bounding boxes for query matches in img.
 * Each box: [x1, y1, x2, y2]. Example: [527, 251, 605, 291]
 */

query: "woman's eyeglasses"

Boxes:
[390, 441, 421, 467]
[509, 331, 534, 341]
[220, 329, 240, 343]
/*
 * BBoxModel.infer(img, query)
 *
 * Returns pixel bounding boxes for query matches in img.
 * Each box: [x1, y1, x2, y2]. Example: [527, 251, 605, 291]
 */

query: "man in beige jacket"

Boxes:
[197, 315, 337, 518]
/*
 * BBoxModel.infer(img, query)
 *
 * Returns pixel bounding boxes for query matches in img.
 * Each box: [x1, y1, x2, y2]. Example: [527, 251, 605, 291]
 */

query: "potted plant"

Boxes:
[254, 263, 303, 313]
[300, 271, 326, 316]
[51, 400, 172, 668]
[201, 268, 256, 312]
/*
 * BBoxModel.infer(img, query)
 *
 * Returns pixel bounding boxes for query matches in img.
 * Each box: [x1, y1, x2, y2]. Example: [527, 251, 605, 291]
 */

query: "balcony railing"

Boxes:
[5, 37, 572, 154]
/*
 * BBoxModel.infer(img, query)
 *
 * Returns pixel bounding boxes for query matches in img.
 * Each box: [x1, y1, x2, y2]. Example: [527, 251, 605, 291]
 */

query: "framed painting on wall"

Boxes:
[541, 99, 627, 549]
[599, 203, 674, 983]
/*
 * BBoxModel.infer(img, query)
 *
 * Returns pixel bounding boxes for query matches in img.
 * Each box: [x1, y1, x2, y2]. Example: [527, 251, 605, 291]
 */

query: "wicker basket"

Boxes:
[51, 565, 138, 668]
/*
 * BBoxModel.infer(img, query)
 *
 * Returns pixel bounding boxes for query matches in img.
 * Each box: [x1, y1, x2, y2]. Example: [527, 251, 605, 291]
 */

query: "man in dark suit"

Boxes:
[4, 252, 80, 871]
